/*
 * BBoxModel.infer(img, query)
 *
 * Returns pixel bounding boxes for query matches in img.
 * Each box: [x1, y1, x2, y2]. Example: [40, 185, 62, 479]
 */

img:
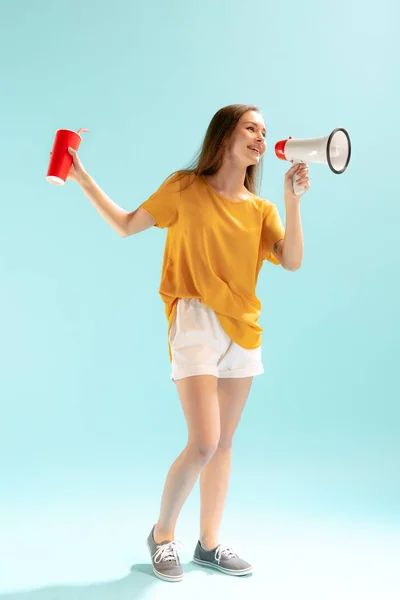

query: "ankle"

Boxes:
[200, 538, 218, 551]
[154, 522, 175, 544]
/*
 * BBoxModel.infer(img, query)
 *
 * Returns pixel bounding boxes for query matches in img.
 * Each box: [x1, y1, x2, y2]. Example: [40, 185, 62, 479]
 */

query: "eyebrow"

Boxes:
[245, 121, 267, 133]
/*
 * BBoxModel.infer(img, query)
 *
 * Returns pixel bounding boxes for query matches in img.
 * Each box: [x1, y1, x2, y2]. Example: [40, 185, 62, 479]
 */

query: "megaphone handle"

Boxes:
[291, 159, 306, 196]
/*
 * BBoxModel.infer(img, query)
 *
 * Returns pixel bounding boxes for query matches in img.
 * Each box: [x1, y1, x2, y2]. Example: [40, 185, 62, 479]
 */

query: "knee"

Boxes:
[217, 437, 233, 451]
[187, 438, 219, 462]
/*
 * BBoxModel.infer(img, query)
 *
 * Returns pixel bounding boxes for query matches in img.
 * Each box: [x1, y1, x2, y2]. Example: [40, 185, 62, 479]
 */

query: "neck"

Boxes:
[204, 161, 249, 198]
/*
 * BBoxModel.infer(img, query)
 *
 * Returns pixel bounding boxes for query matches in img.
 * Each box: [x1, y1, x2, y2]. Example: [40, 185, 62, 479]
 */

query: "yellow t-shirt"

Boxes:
[140, 172, 285, 361]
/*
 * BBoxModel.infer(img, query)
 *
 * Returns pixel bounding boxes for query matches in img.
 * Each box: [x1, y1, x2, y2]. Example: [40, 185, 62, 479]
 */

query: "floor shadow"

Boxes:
[0, 560, 224, 600]
[0, 567, 160, 600]
[130, 560, 201, 577]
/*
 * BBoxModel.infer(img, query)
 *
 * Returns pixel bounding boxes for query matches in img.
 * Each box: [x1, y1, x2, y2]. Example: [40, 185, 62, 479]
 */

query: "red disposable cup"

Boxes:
[46, 129, 84, 186]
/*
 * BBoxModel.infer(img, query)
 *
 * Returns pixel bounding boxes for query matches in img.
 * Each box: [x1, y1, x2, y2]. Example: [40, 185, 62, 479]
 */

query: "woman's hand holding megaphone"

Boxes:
[280, 135, 310, 200]
[284, 161, 310, 200]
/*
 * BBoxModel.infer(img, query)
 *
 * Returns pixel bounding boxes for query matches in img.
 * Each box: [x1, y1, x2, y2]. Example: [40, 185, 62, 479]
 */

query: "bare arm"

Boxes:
[79, 173, 127, 236]
[65, 148, 155, 237]
[272, 210, 303, 272]
[79, 174, 155, 237]
[272, 238, 299, 270]
[279, 198, 303, 270]
[275, 161, 308, 270]
[272, 239, 284, 265]
[125, 207, 156, 236]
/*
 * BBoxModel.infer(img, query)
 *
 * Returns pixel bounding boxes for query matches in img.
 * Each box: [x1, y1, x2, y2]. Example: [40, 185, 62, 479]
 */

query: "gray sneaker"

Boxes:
[147, 525, 184, 582]
[193, 541, 253, 576]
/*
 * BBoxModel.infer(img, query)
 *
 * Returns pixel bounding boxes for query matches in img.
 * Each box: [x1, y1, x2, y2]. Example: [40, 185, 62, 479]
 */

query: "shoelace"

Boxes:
[153, 541, 184, 564]
[215, 545, 238, 564]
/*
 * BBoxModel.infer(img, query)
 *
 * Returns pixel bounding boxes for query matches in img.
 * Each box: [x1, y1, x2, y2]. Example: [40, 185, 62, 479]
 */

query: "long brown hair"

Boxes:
[165, 104, 265, 195]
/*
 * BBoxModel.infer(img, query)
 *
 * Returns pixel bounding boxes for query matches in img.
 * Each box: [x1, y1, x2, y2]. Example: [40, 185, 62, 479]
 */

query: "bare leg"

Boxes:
[153, 375, 220, 543]
[199, 377, 253, 550]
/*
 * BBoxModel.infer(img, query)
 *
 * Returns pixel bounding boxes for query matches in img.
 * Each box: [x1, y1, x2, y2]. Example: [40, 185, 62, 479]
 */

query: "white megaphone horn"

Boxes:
[275, 128, 351, 196]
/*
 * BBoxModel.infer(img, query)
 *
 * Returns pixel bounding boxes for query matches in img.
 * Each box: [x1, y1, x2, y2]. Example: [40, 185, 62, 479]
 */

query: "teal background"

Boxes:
[0, 0, 399, 597]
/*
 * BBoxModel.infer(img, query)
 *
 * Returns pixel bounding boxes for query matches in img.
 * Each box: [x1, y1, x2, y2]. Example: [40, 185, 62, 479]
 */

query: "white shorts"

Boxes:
[169, 298, 264, 382]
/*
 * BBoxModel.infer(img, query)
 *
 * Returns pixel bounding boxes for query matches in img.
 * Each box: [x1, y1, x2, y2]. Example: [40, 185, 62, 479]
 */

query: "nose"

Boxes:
[257, 137, 266, 151]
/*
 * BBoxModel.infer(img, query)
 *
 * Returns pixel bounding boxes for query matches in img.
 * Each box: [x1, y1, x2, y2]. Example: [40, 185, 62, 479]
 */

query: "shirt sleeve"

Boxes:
[261, 202, 286, 265]
[139, 172, 182, 229]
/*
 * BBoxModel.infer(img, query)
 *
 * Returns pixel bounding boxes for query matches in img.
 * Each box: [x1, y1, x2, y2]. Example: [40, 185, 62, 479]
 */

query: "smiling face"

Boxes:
[226, 110, 267, 167]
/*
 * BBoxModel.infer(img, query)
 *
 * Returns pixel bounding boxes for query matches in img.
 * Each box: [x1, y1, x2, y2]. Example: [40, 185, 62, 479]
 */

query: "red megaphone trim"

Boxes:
[275, 139, 288, 160]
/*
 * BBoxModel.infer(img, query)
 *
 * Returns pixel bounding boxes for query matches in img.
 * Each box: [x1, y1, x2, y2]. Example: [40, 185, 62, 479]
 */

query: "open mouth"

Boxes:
[248, 146, 261, 155]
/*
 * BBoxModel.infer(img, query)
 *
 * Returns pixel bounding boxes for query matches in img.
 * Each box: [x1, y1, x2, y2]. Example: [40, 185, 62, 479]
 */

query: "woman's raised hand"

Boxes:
[49, 147, 88, 185]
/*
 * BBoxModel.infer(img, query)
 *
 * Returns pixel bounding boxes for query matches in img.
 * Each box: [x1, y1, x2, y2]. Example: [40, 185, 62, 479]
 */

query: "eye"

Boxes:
[247, 126, 266, 138]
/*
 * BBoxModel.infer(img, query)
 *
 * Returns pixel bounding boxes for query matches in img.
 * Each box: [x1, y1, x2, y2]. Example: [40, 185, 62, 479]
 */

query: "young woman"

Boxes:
[64, 104, 310, 582]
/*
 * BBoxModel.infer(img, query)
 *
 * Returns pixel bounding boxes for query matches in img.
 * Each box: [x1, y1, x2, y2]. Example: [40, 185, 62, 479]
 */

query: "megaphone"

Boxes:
[275, 128, 351, 196]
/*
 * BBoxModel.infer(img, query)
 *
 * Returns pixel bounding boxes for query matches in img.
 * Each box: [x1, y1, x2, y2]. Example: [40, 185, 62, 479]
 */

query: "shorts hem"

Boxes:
[218, 364, 264, 379]
[170, 364, 264, 382]
[170, 364, 219, 382]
